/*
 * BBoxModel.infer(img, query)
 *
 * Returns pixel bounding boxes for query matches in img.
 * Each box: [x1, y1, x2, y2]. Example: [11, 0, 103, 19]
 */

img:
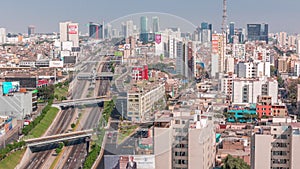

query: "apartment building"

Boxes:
[154, 112, 216, 169]
[232, 77, 278, 104]
[236, 61, 270, 78]
[127, 82, 165, 122]
[251, 124, 300, 169]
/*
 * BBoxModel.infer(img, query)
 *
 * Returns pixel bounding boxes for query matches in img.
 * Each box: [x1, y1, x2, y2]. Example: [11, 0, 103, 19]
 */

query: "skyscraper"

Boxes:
[152, 16, 160, 33]
[28, 25, 35, 36]
[247, 23, 269, 44]
[140, 16, 148, 33]
[229, 22, 235, 43]
[260, 23, 268, 43]
[200, 22, 212, 43]
[201, 22, 209, 29]
[89, 22, 103, 39]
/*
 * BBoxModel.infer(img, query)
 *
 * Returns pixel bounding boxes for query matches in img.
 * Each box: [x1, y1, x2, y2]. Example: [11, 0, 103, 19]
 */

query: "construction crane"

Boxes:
[222, 0, 227, 34]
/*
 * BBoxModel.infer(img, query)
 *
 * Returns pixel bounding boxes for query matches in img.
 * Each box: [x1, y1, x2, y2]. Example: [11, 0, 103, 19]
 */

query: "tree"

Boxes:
[277, 75, 284, 88]
[222, 155, 250, 169]
[160, 54, 164, 61]
[270, 65, 277, 77]
[55, 148, 62, 154]
[71, 123, 76, 129]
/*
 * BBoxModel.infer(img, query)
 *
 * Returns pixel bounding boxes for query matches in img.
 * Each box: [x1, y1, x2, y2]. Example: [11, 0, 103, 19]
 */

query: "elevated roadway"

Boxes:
[26, 129, 93, 148]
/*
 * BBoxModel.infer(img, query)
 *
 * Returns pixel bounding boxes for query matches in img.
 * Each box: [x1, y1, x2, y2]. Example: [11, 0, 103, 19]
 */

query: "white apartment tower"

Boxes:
[59, 21, 79, 47]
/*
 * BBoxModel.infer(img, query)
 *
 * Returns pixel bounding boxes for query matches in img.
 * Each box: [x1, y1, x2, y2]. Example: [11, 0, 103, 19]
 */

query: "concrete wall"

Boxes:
[154, 127, 172, 169]
[0, 92, 32, 119]
[251, 134, 272, 169]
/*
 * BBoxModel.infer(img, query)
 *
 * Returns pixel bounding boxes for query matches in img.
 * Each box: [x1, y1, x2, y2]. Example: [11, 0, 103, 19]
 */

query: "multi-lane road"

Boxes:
[60, 62, 112, 169]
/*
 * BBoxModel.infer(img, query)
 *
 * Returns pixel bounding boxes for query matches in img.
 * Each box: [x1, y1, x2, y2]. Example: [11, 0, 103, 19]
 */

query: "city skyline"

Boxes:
[1, 0, 300, 33]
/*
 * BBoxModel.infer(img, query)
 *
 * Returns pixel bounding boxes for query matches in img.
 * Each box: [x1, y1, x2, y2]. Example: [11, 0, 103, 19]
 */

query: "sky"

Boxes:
[1, 0, 300, 34]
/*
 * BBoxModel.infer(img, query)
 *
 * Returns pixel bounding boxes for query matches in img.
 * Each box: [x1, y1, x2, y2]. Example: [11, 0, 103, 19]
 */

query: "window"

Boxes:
[175, 120, 180, 124]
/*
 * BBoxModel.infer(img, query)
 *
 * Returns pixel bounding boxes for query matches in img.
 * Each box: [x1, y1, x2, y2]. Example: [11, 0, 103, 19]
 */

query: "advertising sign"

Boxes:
[61, 50, 70, 57]
[155, 34, 161, 44]
[124, 44, 131, 50]
[49, 61, 64, 68]
[114, 51, 123, 57]
[2, 81, 20, 94]
[68, 24, 78, 34]
[104, 155, 155, 169]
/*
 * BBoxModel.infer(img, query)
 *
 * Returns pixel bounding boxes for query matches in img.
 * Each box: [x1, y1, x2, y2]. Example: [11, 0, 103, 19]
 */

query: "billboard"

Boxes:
[114, 51, 123, 57]
[2, 81, 20, 94]
[155, 34, 161, 44]
[5, 77, 37, 89]
[104, 155, 155, 169]
[49, 61, 63, 68]
[68, 24, 78, 34]
[61, 50, 70, 57]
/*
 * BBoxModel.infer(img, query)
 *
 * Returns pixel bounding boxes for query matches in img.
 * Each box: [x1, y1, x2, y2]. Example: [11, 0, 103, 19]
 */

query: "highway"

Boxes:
[20, 44, 100, 169]
[60, 61, 112, 169]
[22, 108, 75, 169]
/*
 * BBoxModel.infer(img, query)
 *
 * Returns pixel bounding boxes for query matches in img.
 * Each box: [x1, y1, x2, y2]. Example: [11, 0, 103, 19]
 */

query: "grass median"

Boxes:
[0, 149, 26, 169]
[117, 124, 138, 144]
[27, 107, 59, 138]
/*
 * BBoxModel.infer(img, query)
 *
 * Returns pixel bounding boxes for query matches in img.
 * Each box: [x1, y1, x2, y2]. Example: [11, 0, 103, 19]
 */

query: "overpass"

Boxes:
[25, 129, 93, 148]
[77, 72, 114, 80]
[53, 96, 111, 107]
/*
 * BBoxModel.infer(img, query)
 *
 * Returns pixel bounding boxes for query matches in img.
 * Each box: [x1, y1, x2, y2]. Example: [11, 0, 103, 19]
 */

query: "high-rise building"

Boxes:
[251, 124, 300, 169]
[176, 41, 185, 76]
[105, 23, 112, 39]
[0, 28, 6, 44]
[211, 33, 225, 78]
[232, 78, 278, 104]
[288, 35, 296, 47]
[126, 20, 134, 38]
[229, 22, 235, 43]
[59, 21, 79, 47]
[261, 23, 269, 43]
[278, 32, 287, 46]
[201, 22, 209, 29]
[89, 22, 103, 39]
[199, 22, 212, 43]
[247, 23, 268, 43]
[152, 16, 160, 33]
[140, 16, 148, 33]
[28, 25, 35, 36]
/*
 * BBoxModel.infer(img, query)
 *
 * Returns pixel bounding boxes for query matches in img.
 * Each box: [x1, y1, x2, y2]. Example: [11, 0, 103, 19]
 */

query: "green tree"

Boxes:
[55, 148, 62, 154]
[160, 54, 164, 61]
[270, 65, 277, 77]
[277, 75, 284, 88]
[222, 155, 250, 169]
[71, 123, 76, 129]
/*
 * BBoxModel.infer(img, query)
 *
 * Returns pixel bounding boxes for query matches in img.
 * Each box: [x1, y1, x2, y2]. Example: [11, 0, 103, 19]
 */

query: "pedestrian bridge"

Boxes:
[25, 129, 93, 149]
[53, 96, 111, 107]
[77, 72, 114, 80]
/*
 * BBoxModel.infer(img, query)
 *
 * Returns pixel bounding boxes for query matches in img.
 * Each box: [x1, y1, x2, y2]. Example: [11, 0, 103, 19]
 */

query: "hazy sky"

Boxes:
[1, 0, 300, 34]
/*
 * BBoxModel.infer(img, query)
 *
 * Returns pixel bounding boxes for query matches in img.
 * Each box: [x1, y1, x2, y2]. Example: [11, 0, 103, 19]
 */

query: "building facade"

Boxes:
[251, 125, 300, 169]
